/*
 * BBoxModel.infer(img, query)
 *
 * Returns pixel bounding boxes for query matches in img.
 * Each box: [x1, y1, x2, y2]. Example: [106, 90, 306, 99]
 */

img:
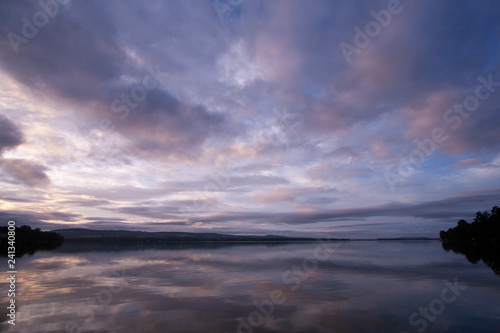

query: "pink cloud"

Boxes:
[397, 90, 459, 139]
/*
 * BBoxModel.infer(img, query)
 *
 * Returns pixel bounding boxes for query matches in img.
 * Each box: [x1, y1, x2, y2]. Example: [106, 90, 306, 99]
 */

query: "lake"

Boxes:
[1, 240, 499, 332]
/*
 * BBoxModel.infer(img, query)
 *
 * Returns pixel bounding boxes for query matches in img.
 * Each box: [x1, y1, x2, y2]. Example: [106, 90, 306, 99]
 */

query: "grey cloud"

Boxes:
[118, 90, 232, 160]
[235, 163, 275, 173]
[84, 217, 126, 223]
[224, 174, 289, 188]
[2, 0, 497, 165]
[0, 196, 34, 203]
[326, 146, 357, 160]
[60, 198, 112, 207]
[114, 206, 182, 221]
[0, 0, 498, 237]
[323, 221, 398, 230]
[69, 174, 289, 201]
[66, 188, 499, 230]
[55, 217, 190, 230]
[0, 1, 236, 162]
[0, 158, 50, 186]
[252, 185, 340, 204]
[196, 188, 500, 225]
[301, 197, 338, 205]
[268, 0, 500, 156]
[137, 221, 191, 227]
[0, 0, 124, 102]
[0, 115, 50, 187]
[0, 114, 24, 153]
[0, 209, 82, 229]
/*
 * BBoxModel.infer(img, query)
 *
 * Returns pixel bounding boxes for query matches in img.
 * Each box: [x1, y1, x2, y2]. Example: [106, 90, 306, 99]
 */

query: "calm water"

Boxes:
[1, 240, 499, 333]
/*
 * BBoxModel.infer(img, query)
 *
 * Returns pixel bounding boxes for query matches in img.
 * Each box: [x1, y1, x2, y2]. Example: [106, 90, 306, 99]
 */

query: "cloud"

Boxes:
[0, 1, 499, 236]
[251, 186, 339, 204]
[0, 158, 50, 187]
[0, 1, 235, 162]
[60, 198, 112, 207]
[197, 188, 500, 226]
[0, 0, 125, 102]
[0, 209, 82, 229]
[0, 115, 50, 186]
[0, 114, 24, 153]
[300, 197, 338, 206]
[308, 162, 372, 181]
[398, 91, 459, 139]
[452, 157, 482, 169]
[0, 196, 34, 203]
[251, 187, 297, 203]
[118, 90, 233, 160]
[113, 206, 183, 221]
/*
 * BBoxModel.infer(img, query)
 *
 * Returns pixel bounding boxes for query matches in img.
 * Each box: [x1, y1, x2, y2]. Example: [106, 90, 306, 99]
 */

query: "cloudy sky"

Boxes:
[0, 0, 499, 238]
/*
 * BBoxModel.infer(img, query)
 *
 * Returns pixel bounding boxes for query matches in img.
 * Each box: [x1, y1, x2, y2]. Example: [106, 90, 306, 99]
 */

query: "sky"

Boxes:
[0, 0, 499, 238]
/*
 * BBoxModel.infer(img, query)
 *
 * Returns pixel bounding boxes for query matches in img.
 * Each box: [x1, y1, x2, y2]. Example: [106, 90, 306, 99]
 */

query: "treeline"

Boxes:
[439, 205, 499, 275]
[439, 206, 500, 246]
[0, 225, 64, 257]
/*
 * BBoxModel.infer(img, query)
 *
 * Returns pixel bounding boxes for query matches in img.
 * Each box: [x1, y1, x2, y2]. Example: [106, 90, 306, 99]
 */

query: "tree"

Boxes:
[439, 205, 500, 275]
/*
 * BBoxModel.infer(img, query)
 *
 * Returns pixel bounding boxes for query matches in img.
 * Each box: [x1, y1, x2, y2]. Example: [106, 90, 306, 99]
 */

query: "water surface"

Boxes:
[1, 240, 499, 332]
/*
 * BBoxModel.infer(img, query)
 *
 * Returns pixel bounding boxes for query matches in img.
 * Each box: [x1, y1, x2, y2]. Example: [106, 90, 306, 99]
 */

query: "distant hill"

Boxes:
[52, 228, 440, 242]
[51, 228, 341, 242]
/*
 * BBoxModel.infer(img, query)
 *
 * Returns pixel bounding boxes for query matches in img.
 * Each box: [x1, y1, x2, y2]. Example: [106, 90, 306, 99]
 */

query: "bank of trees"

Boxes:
[0, 225, 64, 257]
[440, 206, 499, 246]
[440, 206, 499, 275]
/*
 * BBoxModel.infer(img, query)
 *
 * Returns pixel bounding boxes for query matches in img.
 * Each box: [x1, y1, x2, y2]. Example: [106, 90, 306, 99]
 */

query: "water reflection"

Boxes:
[1, 241, 499, 332]
[441, 239, 500, 275]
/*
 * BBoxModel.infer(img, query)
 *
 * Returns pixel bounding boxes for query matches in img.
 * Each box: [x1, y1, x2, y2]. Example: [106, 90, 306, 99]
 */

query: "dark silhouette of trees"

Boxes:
[0, 225, 64, 257]
[440, 205, 500, 275]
